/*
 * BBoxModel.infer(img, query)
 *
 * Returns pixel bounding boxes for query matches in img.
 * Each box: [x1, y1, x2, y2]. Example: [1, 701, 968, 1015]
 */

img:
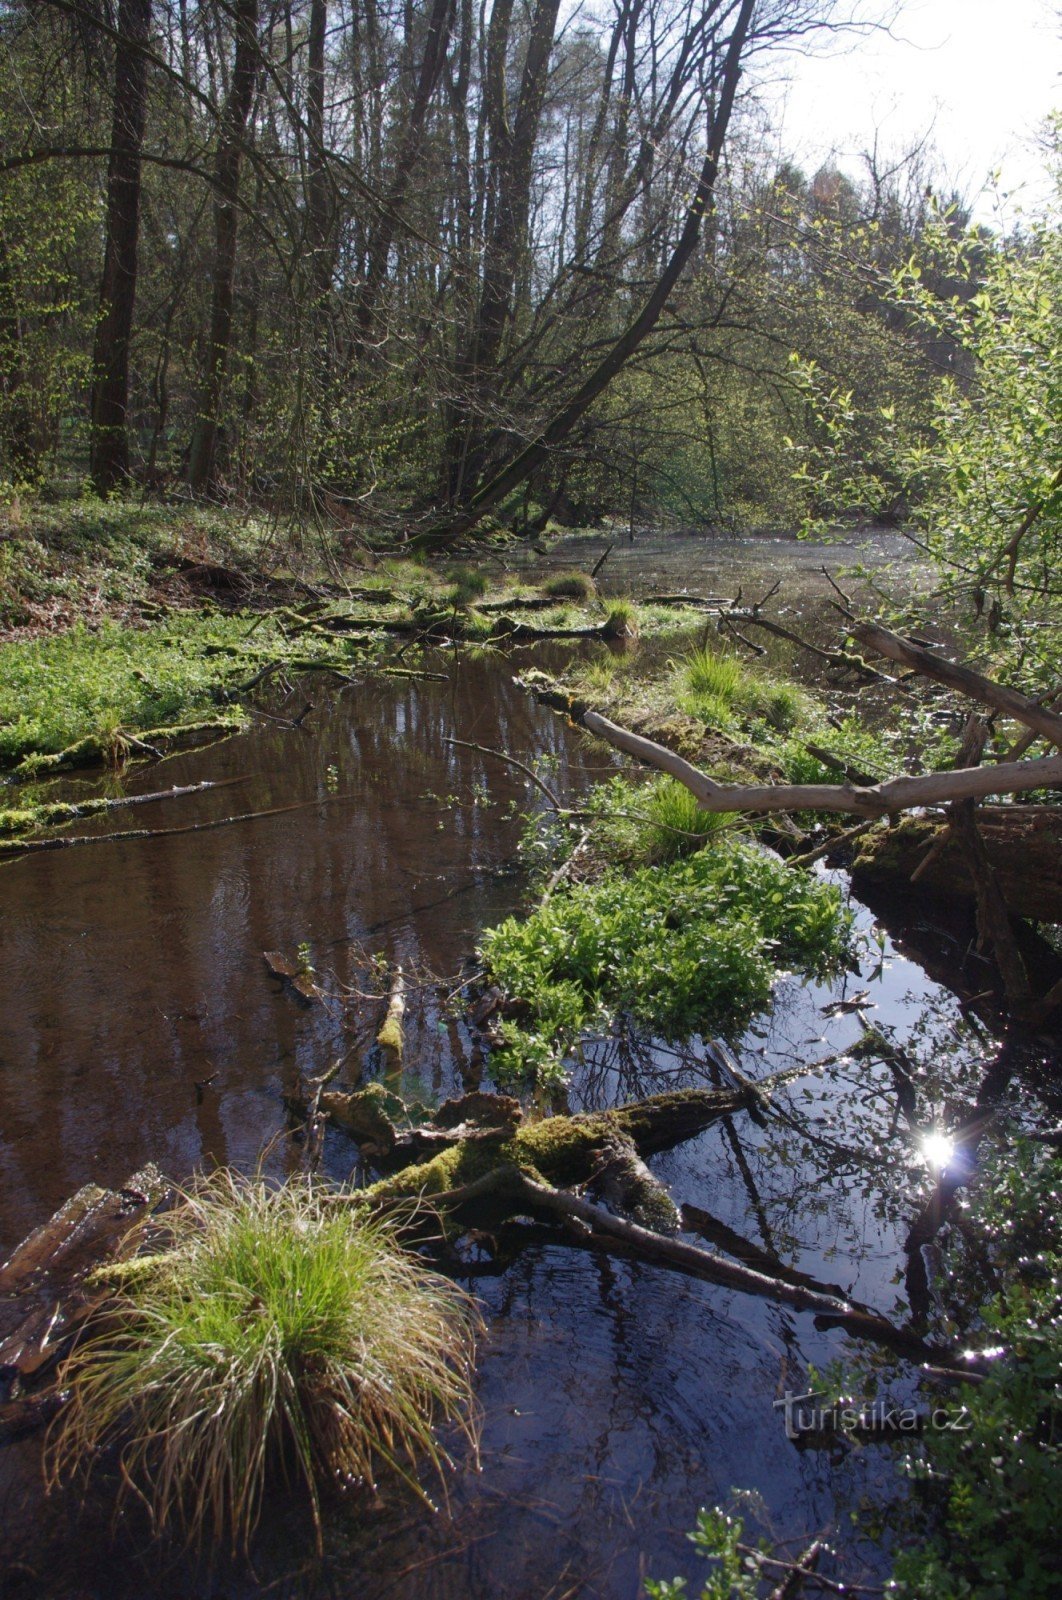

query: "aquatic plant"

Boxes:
[48, 1171, 480, 1553]
[480, 837, 851, 1084]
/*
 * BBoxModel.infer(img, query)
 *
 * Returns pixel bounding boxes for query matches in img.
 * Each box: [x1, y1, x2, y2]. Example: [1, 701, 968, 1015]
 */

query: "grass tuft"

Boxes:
[48, 1171, 480, 1553]
[541, 571, 596, 601]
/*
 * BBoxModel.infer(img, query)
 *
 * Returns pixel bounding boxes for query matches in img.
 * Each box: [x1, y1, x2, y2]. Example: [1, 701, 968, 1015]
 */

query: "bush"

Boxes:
[891, 1147, 1062, 1600]
[48, 1171, 480, 1552]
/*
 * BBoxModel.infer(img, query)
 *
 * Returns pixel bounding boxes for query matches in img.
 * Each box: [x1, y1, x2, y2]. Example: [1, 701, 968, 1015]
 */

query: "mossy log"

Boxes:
[852, 806, 1062, 922]
[291, 1082, 770, 1230]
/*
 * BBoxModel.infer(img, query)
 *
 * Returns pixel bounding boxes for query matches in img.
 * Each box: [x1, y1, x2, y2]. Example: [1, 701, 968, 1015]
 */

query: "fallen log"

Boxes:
[413, 1164, 957, 1364]
[581, 709, 1062, 818]
[376, 968, 406, 1070]
[295, 1082, 780, 1205]
[850, 621, 1062, 748]
[0, 1165, 168, 1404]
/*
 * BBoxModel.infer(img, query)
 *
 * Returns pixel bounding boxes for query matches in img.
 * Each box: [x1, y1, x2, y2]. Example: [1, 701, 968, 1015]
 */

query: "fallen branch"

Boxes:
[850, 622, 1062, 748]
[0, 796, 353, 859]
[581, 709, 1062, 818]
[502, 1170, 954, 1362]
[442, 736, 565, 813]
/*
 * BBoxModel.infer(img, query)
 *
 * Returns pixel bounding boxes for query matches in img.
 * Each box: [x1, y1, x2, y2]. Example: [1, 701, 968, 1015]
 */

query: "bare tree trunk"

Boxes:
[443, 0, 562, 501]
[418, 0, 755, 544]
[187, 0, 259, 494]
[305, 0, 332, 307]
[89, 0, 152, 495]
[356, 0, 455, 339]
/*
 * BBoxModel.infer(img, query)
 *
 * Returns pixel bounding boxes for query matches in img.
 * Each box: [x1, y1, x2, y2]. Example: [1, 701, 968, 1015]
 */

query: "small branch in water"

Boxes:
[442, 736, 565, 814]
[0, 797, 354, 859]
[590, 541, 615, 579]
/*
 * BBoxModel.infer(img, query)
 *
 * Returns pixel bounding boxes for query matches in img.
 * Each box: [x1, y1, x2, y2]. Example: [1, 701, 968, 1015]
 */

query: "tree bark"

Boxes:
[89, 0, 152, 494]
[186, 0, 259, 493]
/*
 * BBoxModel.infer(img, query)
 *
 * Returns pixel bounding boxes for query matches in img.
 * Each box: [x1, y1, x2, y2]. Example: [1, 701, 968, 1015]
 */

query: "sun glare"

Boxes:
[921, 1129, 956, 1172]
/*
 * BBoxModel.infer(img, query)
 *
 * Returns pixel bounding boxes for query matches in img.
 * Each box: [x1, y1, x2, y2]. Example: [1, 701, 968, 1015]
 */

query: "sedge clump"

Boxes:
[48, 1170, 480, 1553]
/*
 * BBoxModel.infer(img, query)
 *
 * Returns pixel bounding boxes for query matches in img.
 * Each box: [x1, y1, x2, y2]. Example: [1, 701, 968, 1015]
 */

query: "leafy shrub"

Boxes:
[646, 1505, 765, 1600]
[891, 1147, 1062, 1600]
[48, 1171, 480, 1552]
[480, 837, 850, 1083]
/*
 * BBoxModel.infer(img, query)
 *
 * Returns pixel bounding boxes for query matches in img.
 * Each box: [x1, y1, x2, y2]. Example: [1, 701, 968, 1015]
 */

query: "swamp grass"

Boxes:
[48, 1170, 480, 1554]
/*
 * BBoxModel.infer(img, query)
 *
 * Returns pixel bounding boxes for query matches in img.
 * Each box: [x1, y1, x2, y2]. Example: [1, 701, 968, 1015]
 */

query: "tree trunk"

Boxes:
[186, 0, 259, 494]
[442, 0, 562, 502]
[305, 0, 332, 307]
[417, 0, 755, 544]
[89, 0, 152, 495]
[356, 0, 455, 340]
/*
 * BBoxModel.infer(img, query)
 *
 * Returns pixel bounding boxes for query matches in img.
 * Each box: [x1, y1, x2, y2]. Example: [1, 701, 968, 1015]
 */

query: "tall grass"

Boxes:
[681, 646, 810, 731]
[542, 571, 596, 601]
[48, 1172, 480, 1552]
[643, 777, 728, 861]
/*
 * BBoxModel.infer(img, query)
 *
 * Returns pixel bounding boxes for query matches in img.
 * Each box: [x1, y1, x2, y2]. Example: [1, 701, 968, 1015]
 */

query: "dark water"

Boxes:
[1, 537, 1058, 1598]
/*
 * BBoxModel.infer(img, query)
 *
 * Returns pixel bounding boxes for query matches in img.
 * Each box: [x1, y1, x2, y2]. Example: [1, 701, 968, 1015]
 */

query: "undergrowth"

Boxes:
[480, 837, 851, 1085]
[0, 614, 367, 772]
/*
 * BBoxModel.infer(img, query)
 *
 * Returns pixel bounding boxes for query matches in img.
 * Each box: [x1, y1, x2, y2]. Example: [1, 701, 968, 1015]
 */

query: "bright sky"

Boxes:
[759, 0, 1062, 222]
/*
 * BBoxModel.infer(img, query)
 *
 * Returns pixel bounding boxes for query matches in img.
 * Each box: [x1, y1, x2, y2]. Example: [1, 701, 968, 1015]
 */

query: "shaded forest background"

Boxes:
[0, 0, 1006, 541]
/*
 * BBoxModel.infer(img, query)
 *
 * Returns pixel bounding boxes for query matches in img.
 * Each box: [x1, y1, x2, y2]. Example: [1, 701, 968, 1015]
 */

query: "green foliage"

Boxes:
[0, 607, 366, 771]
[891, 1146, 1062, 1600]
[480, 837, 850, 1084]
[645, 1506, 765, 1600]
[792, 132, 1062, 620]
[48, 1170, 479, 1553]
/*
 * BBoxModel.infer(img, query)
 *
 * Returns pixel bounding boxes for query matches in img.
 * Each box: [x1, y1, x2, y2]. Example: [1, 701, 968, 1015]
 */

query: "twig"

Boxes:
[0, 797, 353, 858]
[442, 736, 565, 813]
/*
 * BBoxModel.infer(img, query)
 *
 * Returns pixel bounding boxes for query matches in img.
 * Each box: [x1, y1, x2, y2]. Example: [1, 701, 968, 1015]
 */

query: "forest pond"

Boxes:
[1, 532, 1058, 1598]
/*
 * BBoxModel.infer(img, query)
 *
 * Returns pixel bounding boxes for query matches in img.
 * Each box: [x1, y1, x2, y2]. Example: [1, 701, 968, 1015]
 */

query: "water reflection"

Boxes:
[1, 633, 1059, 1598]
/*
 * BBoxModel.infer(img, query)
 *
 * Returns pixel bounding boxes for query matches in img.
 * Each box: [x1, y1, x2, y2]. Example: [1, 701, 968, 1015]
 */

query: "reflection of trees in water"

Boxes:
[564, 953, 1058, 1347]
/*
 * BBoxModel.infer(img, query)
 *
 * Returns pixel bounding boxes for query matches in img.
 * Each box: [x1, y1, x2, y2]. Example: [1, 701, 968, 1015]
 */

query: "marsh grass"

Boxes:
[681, 646, 811, 732]
[541, 571, 596, 601]
[48, 1171, 480, 1554]
[642, 777, 729, 861]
